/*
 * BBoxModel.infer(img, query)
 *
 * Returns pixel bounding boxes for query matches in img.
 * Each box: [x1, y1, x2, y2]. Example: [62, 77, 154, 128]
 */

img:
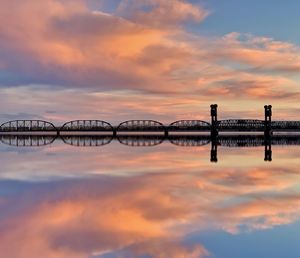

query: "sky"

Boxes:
[1, 0, 300, 124]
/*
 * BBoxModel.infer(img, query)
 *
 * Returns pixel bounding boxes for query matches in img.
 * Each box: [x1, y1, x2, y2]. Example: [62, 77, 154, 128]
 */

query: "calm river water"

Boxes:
[0, 137, 300, 258]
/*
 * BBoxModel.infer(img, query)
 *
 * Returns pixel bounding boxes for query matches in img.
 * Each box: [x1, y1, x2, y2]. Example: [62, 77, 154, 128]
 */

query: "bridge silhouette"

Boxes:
[1, 105, 300, 136]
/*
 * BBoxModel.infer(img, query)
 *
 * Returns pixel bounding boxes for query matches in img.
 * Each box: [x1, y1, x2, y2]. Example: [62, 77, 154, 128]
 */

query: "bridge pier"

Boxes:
[113, 128, 117, 137]
[264, 105, 272, 137]
[210, 104, 218, 137]
[164, 129, 169, 137]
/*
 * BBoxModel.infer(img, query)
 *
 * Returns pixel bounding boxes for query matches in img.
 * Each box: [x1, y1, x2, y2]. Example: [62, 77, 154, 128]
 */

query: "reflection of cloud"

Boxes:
[1, 155, 300, 257]
[0, 175, 209, 258]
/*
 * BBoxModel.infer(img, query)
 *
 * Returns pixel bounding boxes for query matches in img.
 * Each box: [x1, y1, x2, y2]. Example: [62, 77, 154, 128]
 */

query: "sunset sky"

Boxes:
[1, 0, 300, 124]
[2, 2, 300, 257]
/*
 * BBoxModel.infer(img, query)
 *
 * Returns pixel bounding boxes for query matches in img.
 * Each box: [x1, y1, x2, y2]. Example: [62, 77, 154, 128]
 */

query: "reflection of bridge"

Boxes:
[2, 134, 300, 162]
[62, 135, 113, 147]
[0, 135, 56, 147]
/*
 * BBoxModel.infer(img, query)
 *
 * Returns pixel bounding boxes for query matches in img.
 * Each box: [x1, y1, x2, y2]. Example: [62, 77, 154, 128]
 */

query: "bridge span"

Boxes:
[1, 105, 300, 135]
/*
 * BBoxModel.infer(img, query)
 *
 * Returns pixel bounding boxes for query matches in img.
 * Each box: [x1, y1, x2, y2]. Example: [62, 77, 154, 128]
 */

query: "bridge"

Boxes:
[1, 105, 299, 135]
[3, 104, 300, 163]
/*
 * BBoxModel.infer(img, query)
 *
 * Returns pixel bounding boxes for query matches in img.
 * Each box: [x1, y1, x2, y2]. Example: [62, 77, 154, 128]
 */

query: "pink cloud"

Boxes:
[0, 0, 300, 120]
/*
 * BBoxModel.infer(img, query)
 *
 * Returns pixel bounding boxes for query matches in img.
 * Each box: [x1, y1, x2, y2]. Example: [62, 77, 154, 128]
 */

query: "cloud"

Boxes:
[0, 0, 300, 120]
[0, 0, 208, 93]
[116, 0, 209, 27]
[213, 32, 300, 73]
[108, 240, 209, 258]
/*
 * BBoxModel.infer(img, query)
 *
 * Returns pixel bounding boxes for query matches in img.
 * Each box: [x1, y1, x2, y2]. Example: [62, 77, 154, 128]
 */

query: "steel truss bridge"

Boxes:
[2, 119, 300, 134]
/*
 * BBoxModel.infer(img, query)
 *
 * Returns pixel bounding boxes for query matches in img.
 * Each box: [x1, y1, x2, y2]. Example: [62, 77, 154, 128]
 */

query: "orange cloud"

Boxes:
[215, 32, 300, 73]
[0, 0, 206, 93]
[1, 0, 300, 120]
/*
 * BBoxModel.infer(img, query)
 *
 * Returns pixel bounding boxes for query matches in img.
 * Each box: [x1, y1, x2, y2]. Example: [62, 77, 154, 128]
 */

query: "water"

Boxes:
[1, 138, 300, 258]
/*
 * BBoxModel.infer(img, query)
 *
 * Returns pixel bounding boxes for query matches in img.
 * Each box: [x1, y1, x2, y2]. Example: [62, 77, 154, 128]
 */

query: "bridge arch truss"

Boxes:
[117, 120, 165, 132]
[0, 120, 57, 132]
[217, 119, 265, 131]
[168, 120, 211, 132]
[60, 120, 113, 132]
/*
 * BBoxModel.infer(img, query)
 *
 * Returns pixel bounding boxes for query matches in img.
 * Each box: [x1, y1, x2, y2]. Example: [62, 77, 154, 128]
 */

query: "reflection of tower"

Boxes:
[210, 104, 218, 137]
[210, 138, 218, 163]
[264, 105, 272, 137]
[264, 136, 272, 162]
